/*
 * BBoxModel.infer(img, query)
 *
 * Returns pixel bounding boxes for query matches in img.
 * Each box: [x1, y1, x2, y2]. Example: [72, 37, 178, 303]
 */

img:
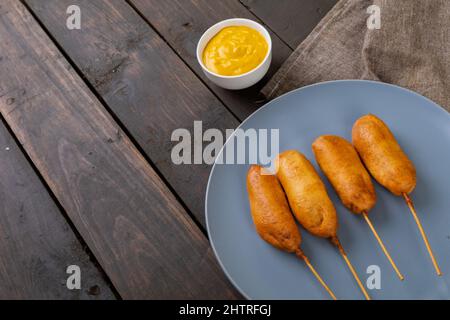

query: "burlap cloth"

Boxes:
[262, 0, 450, 112]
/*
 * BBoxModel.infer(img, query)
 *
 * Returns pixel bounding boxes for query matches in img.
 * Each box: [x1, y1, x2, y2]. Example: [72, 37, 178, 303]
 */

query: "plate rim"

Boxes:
[204, 79, 450, 299]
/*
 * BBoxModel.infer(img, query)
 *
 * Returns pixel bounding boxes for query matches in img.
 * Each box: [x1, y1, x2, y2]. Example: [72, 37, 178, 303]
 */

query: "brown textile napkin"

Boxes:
[262, 0, 450, 112]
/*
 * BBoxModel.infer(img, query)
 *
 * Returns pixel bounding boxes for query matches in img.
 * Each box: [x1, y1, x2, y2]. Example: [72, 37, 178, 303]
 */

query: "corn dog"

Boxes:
[352, 114, 416, 196]
[312, 135, 376, 214]
[275, 150, 337, 238]
[313, 135, 404, 280]
[247, 164, 301, 252]
[246, 165, 337, 299]
[275, 150, 371, 299]
[352, 114, 441, 276]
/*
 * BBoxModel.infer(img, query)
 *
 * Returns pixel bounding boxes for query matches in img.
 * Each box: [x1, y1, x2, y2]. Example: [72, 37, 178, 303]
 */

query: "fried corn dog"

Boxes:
[312, 135, 376, 214]
[352, 114, 416, 196]
[275, 151, 370, 299]
[247, 165, 336, 299]
[247, 164, 302, 252]
[313, 135, 403, 280]
[352, 114, 441, 276]
[275, 150, 337, 238]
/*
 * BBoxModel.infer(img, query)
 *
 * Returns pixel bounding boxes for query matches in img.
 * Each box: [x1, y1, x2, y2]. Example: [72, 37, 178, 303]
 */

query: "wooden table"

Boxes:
[0, 0, 337, 299]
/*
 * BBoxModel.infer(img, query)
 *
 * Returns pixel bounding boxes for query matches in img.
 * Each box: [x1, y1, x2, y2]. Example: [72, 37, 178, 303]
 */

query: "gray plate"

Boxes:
[205, 80, 450, 299]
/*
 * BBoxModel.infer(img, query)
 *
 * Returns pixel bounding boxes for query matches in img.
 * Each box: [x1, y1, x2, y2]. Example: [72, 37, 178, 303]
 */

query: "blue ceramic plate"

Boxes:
[205, 80, 450, 299]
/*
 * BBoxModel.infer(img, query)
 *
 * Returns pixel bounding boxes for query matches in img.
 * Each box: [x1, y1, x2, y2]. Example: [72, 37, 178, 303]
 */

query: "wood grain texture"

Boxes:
[24, 0, 240, 228]
[0, 123, 115, 299]
[128, 0, 293, 120]
[240, 0, 338, 48]
[0, 0, 238, 299]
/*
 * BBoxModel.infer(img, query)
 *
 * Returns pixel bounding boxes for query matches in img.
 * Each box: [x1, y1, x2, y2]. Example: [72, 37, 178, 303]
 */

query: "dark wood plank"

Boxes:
[128, 0, 293, 120]
[25, 0, 240, 228]
[0, 0, 238, 299]
[240, 0, 338, 48]
[0, 123, 115, 299]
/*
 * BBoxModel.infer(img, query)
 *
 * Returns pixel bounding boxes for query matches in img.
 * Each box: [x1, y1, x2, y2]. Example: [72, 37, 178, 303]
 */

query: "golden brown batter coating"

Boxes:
[275, 150, 338, 238]
[352, 114, 416, 195]
[247, 165, 301, 252]
[312, 135, 376, 214]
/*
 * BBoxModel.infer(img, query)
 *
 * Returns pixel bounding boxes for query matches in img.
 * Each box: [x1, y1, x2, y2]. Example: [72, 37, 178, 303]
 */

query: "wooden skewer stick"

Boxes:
[362, 211, 404, 280]
[402, 193, 442, 276]
[331, 237, 371, 300]
[296, 249, 337, 300]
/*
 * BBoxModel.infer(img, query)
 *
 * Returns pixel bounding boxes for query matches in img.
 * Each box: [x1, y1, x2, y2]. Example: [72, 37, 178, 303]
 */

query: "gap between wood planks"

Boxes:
[20, 0, 208, 238]
[237, 0, 295, 51]
[238, 0, 339, 49]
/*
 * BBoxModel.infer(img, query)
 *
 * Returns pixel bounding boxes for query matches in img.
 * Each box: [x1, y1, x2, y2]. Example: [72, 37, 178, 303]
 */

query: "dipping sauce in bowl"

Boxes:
[197, 18, 272, 90]
[202, 26, 269, 76]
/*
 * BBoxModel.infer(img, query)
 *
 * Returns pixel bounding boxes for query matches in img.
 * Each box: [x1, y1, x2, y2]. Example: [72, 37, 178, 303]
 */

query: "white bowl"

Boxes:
[196, 18, 272, 90]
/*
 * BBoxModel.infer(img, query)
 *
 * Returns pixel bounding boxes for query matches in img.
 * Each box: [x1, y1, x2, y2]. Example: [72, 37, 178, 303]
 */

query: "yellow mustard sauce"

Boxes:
[202, 26, 268, 76]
